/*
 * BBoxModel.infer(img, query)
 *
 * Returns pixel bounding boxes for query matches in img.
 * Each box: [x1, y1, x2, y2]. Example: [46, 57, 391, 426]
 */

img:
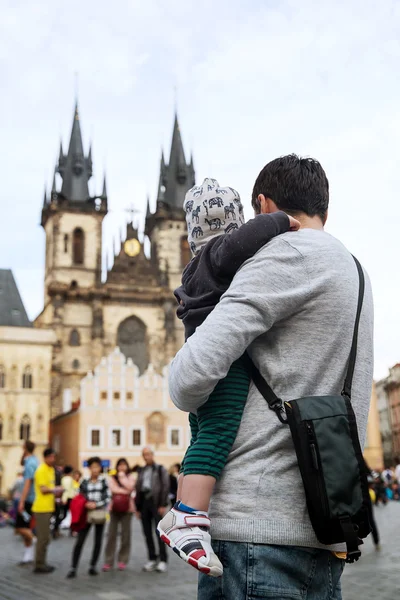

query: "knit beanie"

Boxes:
[184, 178, 244, 255]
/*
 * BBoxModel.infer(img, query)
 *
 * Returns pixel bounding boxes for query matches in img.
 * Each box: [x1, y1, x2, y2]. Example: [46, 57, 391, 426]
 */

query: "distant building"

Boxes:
[385, 364, 400, 459]
[363, 382, 384, 470]
[50, 348, 188, 472]
[376, 377, 393, 465]
[35, 102, 195, 418]
[0, 270, 55, 493]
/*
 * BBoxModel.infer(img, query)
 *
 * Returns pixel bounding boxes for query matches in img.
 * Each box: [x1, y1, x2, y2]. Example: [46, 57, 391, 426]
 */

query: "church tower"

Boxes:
[145, 113, 195, 291]
[37, 102, 107, 416]
[41, 102, 107, 300]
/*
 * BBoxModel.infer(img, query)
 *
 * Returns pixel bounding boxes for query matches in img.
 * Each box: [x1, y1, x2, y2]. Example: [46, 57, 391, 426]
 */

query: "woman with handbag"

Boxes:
[102, 458, 135, 571]
[67, 457, 110, 579]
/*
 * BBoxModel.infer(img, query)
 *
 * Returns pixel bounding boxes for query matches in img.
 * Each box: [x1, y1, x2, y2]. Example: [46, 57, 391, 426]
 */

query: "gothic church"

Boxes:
[36, 104, 194, 417]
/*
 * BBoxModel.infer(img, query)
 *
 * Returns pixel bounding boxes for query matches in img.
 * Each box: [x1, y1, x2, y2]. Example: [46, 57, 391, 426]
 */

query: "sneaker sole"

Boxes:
[157, 525, 222, 578]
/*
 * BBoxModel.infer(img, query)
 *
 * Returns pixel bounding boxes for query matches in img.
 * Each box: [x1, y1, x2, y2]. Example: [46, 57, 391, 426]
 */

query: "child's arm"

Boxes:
[210, 212, 293, 277]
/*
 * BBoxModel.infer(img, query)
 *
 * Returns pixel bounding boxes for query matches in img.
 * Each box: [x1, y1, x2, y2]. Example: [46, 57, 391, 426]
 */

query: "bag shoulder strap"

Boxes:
[249, 255, 365, 420]
[342, 256, 365, 399]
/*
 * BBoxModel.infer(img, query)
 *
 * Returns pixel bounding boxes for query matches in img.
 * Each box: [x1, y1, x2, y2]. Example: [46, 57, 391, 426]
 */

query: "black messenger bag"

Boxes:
[250, 256, 371, 563]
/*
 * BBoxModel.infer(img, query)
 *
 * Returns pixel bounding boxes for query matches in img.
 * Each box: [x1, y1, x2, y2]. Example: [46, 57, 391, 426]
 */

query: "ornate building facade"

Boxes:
[35, 104, 194, 417]
[50, 348, 189, 471]
[0, 270, 55, 493]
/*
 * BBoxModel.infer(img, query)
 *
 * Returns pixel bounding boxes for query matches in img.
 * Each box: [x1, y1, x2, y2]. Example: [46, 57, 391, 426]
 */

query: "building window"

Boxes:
[19, 415, 31, 441]
[0, 366, 5, 389]
[131, 429, 142, 447]
[91, 429, 101, 447]
[168, 426, 183, 449]
[126, 392, 133, 401]
[22, 366, 33, 389]
[117, 316, 149, 375]
[0, 416, 3, 441]
[53, 434, 60, 454]
[110, 428, 122, 448]
[69, 329, 80, 346]
[170, 428, 181, 447]
[64, 234, 68, 253]
[100, 391, 107, 400]
[72, 359, 80, 370]
[72, 228, 84, 265]
[180, 236, 191, 268]
[113, 391, 120, 400]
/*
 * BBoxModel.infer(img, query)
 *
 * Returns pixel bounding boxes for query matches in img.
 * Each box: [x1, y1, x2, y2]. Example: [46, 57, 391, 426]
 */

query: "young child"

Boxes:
[158, 178, 299, 577]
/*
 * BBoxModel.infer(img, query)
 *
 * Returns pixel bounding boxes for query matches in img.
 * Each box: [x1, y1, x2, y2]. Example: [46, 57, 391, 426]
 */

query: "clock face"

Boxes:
[124, 238, 141, 257]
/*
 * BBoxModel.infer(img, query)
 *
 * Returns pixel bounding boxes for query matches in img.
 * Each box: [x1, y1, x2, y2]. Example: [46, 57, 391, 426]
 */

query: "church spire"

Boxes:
[59, 101, 92, 202]
[101, 174, 107, 200]
[158, 113, 195, 210]
[146, 194, 152, 218]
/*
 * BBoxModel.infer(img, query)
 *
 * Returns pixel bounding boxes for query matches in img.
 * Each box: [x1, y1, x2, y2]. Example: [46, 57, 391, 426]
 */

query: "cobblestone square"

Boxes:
[0, 504, 398, 599]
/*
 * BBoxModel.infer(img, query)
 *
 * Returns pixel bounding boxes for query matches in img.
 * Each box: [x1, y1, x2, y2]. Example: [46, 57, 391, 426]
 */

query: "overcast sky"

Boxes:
[0, 0, 398, 379]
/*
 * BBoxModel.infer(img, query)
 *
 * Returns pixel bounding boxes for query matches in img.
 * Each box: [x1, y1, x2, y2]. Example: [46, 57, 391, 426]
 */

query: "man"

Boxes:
[16, 440, 38, 565]
[32, 448, 63, 574]
[135, 447, 170, 573]
[169, 155, 374, 600]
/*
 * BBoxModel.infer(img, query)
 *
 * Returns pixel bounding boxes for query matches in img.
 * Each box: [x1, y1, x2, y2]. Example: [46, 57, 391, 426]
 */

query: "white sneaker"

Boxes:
[156, 561, 167, 573]
[157, 507, 223, 577]
[143, 560, 158, 572]
[22, 543, 35, 564]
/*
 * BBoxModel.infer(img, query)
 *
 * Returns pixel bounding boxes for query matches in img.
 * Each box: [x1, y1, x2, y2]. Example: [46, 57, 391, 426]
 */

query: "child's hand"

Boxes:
[288, 216, 301, 231]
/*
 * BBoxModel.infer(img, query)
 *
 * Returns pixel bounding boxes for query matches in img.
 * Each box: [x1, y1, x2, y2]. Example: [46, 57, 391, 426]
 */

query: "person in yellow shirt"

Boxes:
[32, 448, 64, 574]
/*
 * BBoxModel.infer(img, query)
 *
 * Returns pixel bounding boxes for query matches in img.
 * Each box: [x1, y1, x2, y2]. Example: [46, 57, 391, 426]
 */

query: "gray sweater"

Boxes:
[169, 228, 374, 550]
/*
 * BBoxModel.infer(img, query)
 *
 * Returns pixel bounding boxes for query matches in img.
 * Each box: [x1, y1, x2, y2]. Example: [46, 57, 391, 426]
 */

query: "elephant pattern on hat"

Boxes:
[192, 226, 204, 238]
[184, 178, 244, 255]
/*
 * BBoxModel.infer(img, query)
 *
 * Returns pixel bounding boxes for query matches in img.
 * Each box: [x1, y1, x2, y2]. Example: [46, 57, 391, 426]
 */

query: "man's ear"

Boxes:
[257, 194, 267, 214]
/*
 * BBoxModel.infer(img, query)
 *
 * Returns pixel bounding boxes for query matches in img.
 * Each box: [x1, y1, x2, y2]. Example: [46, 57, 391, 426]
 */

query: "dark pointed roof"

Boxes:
[58, 102, 92, 202]
[101, 174, 107, 200]
[162, 114, 195, 210]
[0, 270, 31, 327]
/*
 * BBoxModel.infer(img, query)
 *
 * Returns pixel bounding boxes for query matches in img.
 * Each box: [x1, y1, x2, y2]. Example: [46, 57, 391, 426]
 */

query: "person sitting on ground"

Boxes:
[158, 178, 300, 576]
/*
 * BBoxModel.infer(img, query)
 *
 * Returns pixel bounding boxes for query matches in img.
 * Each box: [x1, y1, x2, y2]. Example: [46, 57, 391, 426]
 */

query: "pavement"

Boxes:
[0, 503, 398, 600]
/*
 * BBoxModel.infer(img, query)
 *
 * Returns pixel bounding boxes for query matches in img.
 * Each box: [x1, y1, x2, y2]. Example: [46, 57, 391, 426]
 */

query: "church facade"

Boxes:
[35, 104, 194, 418]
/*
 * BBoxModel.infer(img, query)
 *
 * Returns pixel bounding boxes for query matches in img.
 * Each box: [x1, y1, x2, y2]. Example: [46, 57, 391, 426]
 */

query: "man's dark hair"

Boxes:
[25, 440, 35, 454]
[43, 447, 55, 458]
[87, 456, 102, 468]
[63, 465, 73, 475]
[252, 154, 329, 221]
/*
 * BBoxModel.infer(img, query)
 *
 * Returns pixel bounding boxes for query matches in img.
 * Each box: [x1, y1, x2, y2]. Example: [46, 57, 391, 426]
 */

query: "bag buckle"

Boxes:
[268, 399, 288, 424]
[345, 549, 361, 564]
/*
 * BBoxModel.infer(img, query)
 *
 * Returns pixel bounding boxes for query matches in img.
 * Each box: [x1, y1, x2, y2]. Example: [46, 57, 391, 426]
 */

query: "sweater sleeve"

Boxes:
[209, 212, 290, 278]
[169, 238, 309, 412]
[95, 478, 111, 508]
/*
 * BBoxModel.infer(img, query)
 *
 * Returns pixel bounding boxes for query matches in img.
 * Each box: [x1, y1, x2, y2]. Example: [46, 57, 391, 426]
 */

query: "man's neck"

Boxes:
[295, 214, 324, 230]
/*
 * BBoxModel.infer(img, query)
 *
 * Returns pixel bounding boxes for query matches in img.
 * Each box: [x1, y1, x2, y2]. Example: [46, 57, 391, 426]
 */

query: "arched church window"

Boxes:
[69, 329, 80, 346]
[0, 416, 3, 440]
[72, 359, 80, 370]
[117, 316, 149, 374]
[22, 366, 33, 389]
[0, 365, 5, 388]
[180, 236, 191, 268]
[72, 228, 84, 265]
[19, 415, 31, 441]
[64, 234, 68, 253]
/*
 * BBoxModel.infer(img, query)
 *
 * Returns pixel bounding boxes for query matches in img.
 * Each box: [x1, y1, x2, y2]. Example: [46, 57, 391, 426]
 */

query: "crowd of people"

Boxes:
[1, 440, 181, 577]
[368, 463, 400, 504]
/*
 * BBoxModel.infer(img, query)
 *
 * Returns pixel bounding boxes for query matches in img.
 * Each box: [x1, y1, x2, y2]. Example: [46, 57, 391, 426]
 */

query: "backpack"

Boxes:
[250, 255, 371, 563]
